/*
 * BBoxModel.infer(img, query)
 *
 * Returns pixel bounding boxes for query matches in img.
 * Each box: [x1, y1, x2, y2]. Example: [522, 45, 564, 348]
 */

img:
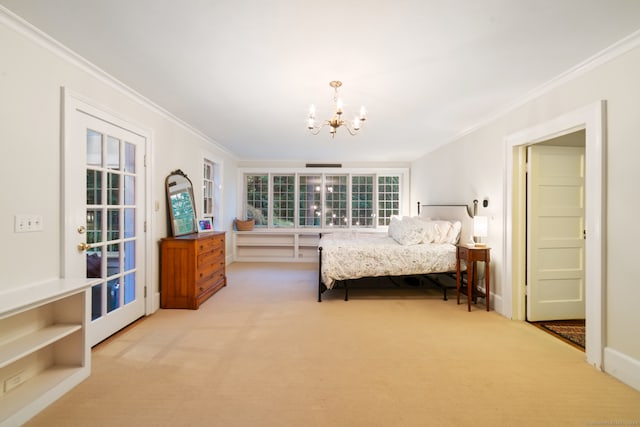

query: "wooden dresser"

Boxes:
[160, 232, 226, 309]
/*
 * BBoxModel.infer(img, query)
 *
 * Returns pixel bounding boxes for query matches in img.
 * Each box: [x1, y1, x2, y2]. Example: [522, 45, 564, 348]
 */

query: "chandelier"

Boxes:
[307, 80, 367, 137]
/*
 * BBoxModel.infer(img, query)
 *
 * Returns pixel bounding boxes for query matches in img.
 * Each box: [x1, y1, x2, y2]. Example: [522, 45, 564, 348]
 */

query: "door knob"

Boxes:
[78, 242, 91, 251]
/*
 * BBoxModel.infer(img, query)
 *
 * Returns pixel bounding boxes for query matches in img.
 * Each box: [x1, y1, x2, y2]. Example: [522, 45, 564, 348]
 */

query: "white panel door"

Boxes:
[527, 145, 585, 321]
[64, 107, 146, 346]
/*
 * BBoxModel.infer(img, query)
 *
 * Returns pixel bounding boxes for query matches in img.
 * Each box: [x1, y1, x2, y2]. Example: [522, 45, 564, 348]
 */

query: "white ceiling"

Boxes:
[3, 1, 640, 163]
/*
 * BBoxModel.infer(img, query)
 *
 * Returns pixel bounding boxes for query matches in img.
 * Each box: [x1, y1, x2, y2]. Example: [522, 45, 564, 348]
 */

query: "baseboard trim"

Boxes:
[604, 347, 640, 392]
[491, 293, 504, 317]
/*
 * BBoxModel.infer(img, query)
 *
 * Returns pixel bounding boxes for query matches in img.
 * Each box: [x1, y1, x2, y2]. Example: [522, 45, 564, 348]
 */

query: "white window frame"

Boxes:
[377, 174, 402, 226]
[203, 159, 215, 219]
[271, 173, 296, 227]
[351, 174, 375, 227]
[201, 155, 223, 231]
[238, 167, 409, 231]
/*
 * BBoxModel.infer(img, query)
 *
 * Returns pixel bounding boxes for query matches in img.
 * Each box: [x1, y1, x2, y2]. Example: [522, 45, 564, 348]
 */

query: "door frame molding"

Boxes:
[503, 100, 606, 369]
[61, 87, 154, 316]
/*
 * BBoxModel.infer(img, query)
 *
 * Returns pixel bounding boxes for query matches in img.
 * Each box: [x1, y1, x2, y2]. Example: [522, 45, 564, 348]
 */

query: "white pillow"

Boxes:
[431, 220, 452, 243]
[412, 217, 437, 243]
[388, 216, 424, 245]
[448, 220, 462, 244]
[414, 219, 462, 244]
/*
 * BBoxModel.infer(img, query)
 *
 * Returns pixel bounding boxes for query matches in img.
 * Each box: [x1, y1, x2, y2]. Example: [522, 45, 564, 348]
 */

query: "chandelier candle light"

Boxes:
[307, 81, 367, 137]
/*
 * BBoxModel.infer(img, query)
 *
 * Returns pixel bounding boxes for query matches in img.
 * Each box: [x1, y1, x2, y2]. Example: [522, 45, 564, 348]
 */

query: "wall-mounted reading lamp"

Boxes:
[472, 198, 489, 216]
[472, 199, 489, 247]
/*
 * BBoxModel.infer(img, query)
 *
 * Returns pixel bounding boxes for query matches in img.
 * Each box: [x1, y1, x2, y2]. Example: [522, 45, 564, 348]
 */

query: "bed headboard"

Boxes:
[417, 203, 474, 246]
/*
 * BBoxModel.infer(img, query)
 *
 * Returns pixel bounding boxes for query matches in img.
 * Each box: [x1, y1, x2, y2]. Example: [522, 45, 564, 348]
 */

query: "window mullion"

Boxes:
[347, 173, 352, 228]
[243, 174, 248, 223]
[321, 174, 326, 228]
[294, 173, 300, 229]
[373, 173, 379, 228]
[268, 172, 273, 229]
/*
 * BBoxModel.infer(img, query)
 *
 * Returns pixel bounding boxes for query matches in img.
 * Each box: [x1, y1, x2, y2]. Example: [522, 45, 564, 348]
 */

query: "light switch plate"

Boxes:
[14, 214, 43, 232]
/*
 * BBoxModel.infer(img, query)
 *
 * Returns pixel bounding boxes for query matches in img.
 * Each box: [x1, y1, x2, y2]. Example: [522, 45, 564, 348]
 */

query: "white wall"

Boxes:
[0, 14, 238, 311]
[412, 41, 640, 383]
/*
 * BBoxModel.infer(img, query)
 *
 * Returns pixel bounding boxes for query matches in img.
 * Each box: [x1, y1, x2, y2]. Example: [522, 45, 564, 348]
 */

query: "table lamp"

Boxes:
[473, 215, 488, 247]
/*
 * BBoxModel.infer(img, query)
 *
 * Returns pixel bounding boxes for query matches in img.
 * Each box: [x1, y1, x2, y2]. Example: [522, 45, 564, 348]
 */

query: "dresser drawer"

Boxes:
[198, 247, 225, 268]
[196, 266, 225, 293]
[197, 235, 224, 254]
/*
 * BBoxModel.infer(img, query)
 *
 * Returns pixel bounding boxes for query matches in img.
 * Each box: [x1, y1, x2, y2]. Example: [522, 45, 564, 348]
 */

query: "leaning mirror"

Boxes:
[165, 169, 198, 236]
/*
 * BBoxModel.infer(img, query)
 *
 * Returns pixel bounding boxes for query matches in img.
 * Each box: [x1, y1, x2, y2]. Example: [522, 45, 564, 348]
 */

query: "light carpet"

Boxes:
[26, 262, 640, 427]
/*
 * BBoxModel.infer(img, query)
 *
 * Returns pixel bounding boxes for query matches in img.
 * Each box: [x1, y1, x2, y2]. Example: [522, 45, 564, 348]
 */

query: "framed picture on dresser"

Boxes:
[197, 218, 213, 232]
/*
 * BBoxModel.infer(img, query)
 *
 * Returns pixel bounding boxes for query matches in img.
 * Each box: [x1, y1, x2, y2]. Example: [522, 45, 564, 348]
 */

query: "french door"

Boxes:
[64, 97, 147, 346]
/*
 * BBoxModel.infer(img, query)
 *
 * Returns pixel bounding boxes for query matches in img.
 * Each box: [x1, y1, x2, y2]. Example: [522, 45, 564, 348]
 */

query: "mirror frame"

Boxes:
[165, 169, 198, 236]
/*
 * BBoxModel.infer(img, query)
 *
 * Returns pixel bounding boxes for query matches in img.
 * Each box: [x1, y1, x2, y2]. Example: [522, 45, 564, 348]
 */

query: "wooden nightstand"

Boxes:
[456, 245, 491, 312]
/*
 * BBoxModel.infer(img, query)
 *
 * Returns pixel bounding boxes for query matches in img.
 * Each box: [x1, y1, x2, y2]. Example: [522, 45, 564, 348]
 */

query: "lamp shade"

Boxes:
[473, 215, 488, 238]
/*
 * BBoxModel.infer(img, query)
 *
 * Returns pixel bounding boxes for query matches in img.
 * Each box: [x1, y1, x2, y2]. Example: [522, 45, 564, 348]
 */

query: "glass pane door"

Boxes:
[86, 129, 140, 322]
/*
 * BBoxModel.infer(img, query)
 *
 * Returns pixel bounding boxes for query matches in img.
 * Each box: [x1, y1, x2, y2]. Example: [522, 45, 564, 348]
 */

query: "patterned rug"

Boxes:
[537, 320, 585, 349]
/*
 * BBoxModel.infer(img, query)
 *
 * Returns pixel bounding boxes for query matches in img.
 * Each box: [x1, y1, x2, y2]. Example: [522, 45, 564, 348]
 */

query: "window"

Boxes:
[246, 174, 268, 226]
[351, 175, 374, 227]
[377, 175, 400, 226]
[242, 170, 405, 229]
[325, 175, 348, 227]
[272, 175, 295, 227]
[299, 175, 321, 227]
[203, 160, 214, 218]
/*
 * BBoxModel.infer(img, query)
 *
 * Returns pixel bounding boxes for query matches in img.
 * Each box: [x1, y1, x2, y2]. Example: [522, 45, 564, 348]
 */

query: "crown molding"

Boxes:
[0, 5, 237, 160]
[438, 28, 640, 151]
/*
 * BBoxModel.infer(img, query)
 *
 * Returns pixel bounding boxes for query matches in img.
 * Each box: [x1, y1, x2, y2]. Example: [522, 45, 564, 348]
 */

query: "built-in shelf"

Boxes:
[234, 230, 387, 262]
[0, 278, 94, 427]
[0, 366, 85, 423]
[0, 324, 82, 369]
[234, 230, 321, 262]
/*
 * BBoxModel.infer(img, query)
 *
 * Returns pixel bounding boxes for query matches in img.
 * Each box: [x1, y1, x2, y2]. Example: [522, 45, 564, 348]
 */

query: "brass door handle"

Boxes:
[78, 242, 91, 251]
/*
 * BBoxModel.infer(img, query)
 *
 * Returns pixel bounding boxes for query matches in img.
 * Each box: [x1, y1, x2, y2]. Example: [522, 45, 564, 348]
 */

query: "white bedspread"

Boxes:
[319, 232, 457, 289]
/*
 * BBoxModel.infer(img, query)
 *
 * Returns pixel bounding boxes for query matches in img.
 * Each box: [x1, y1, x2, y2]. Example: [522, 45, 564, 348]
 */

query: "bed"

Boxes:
[317, 204, 474, 301]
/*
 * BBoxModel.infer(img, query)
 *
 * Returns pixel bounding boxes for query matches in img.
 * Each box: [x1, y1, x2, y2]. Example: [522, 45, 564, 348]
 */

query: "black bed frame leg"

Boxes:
[318, 246, 323, 302]
[344, 282, 349, 301]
